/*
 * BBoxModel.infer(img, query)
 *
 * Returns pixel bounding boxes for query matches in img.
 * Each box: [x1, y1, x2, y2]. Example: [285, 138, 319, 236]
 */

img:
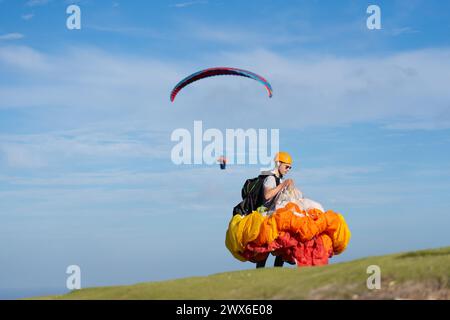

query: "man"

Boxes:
[256, 151, 294, 268]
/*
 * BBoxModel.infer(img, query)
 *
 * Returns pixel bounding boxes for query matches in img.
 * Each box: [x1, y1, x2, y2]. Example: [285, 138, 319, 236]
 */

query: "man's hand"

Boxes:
[283, 179, 294, 189]
[264, 178, 295, 201]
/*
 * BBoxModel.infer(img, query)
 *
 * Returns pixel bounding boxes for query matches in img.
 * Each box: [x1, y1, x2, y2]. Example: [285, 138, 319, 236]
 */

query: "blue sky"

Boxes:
[1, 0, 450, 298]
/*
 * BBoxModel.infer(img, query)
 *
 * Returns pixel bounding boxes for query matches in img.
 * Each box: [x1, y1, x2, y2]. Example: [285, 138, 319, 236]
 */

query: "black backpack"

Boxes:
[232, 174, 280, 216]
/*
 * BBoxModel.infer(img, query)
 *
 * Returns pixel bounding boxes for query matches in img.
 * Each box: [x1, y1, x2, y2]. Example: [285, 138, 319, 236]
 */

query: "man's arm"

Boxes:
[263, 179, 294, 201]
[264, 182, 285, 201]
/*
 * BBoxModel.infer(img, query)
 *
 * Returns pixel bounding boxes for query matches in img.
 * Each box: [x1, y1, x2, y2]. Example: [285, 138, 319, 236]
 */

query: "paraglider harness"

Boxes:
[232, 174, 280, 216]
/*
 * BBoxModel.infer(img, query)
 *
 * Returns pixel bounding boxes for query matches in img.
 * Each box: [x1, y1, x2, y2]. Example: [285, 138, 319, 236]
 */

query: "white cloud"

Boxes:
[0, 144, 47, 168]
[209, 48, 450, 130]
[171, 0, 208, 8]
[0, 166, 241, 218]
[0, 45, 450, 131]
[0, 45, 47, 70]
[87, 25, 164, 38]
[1, 167, 217, 187]
[21, 13, 35, 20]
[193, 26, 313, 46]
[1, 162, 448, 220]
[0, 126, 169, 169]
[0, 33, 25, 41]
[390, 27, 420, 36]
[291, 165, 383, 183]
[26, 0, 50, 6]
[383, 120, 450, 130]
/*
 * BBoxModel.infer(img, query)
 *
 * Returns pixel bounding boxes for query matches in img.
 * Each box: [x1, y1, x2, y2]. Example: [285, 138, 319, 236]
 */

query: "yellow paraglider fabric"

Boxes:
[225, 211, 265, 261]
[331, 214, 351, 255]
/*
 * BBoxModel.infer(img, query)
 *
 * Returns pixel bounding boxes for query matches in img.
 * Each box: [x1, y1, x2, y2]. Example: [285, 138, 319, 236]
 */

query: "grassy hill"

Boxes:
[37, 246, 450, 300]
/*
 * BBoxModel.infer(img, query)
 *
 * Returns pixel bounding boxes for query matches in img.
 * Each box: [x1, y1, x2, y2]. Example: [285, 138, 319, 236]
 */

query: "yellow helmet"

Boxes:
[274, 152, 292, 165]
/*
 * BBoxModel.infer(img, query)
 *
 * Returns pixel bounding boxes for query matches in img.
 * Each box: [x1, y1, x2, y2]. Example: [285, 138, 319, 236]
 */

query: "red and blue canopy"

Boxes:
[170, 67, 273, 102]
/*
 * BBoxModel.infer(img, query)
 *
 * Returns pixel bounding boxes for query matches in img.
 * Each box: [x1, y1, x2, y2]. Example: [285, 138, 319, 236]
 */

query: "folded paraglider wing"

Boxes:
[225, 202, 351, 266]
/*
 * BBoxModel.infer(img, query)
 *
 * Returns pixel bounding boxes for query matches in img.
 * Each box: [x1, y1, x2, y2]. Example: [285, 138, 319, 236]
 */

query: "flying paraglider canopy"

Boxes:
[170, 67, 273, 102]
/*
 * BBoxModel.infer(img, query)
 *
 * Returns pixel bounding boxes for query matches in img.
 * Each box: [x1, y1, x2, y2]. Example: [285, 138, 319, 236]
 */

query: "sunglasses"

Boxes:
[281, 163, 292, 170]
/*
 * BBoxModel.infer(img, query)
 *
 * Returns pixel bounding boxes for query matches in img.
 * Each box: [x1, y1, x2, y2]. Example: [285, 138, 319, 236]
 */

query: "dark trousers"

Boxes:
[256, 255, 284, 268]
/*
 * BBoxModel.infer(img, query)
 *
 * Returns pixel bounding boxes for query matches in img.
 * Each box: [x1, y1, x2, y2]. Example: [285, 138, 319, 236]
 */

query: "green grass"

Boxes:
[35, 246, 450, 300]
